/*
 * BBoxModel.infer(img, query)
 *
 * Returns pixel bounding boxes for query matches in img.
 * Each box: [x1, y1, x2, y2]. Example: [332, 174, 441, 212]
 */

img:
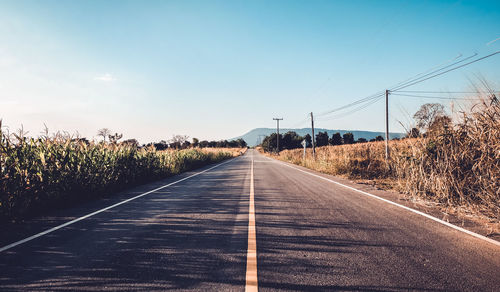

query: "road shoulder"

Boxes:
[263, 153, 500, 244]
[0, 157, 240, 250]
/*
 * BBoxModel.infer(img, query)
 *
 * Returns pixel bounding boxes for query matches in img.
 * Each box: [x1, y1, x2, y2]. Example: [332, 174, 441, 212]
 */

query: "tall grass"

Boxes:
[0, 127, 238, 222]
[273, 94, 500, 220]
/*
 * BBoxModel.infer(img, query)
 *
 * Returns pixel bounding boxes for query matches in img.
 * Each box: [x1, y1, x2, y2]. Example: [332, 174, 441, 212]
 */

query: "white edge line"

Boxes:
[0, 158, 236, 253]
[268, 158, 500, 248]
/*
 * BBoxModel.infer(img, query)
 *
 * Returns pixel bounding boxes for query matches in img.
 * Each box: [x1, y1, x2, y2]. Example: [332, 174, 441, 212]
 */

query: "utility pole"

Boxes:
[310, 112, 316, 159]
[273, 118, 283, 153]
[385, 89, 390, 160]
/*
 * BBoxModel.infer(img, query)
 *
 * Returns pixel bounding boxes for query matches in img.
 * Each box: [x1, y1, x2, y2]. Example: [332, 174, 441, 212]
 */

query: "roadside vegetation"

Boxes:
[260, 91, 500, 221]
[0, 126, 246, 223]
[260, 128, 384, 153]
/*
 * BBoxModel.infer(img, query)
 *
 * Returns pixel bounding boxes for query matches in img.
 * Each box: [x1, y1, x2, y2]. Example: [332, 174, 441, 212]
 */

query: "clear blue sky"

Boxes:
[1, 0, 499, 143]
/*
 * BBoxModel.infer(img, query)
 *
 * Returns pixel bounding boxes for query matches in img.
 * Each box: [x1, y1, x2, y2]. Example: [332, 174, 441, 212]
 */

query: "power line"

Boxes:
[391, 93, 484, 100]
[314, 52, 478, 119]
[287, 114, 311, 128]
[394, 90, 487, 94]
[316, 92, 385, 117]
[392, 50, 500, 91]
[388, 53, 478, 92]
[316, 95, 384, 121]
[386, 53, 466, 91]
[313, 50, 499, 121]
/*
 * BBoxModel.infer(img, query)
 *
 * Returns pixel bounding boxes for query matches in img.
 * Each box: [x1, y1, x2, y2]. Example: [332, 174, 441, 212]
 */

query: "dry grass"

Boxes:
[270, 95, 500, 221]
[200, 147, 247, 157]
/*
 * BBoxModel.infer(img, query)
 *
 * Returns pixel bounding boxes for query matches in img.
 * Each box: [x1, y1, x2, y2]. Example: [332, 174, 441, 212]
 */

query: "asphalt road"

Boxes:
[1, 149, 499, 291]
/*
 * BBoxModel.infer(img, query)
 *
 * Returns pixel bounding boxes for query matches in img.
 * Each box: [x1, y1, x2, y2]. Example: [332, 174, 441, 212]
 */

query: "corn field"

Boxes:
[0, 127, 236, 222]
[274, 95, 500, 220]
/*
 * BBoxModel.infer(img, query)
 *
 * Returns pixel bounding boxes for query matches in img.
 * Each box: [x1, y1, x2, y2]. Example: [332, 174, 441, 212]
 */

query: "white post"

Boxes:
[302, 139, 306, 160]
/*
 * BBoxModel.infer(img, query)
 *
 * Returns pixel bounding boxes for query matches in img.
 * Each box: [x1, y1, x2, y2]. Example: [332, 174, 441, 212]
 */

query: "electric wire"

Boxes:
[316, 91, 385, 117]
[388, 53, 478, 92]
[316, 95, 384, 122]
[290, 49, 499, 128]
[386, 53, 465, 90]
[391, 93, 484, 100]
[394, 90, 486, 94]
[391, 50, 500, 91]
[288, 115, 311, 128]
[314, 51, 499, 120]
[314, 52, 478, 119]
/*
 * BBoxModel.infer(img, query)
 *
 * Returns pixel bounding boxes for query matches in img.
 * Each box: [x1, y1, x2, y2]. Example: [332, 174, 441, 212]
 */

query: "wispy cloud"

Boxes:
[94, 73, 116, 82]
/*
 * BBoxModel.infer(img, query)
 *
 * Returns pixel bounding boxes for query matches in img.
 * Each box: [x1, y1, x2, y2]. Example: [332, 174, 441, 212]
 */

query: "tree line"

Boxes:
[260, 131, 386, 152]
[95, 129, 247, 150]
[260, 103, 455, 153]
[146, 137, 248, 150]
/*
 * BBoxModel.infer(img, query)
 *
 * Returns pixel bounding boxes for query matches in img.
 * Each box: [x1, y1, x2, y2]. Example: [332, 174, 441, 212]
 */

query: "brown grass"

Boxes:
[200, 147, 247, 157]
[269, 95, 500, 221]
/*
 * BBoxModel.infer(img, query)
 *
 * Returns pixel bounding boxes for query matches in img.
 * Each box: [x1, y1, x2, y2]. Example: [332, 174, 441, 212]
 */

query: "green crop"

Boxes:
[0, 127, 233, 222]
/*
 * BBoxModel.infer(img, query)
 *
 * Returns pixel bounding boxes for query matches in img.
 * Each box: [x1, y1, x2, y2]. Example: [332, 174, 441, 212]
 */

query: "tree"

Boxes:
[170, 134, 189, 144]
[236, 138, 247, 148]
[357, 138, 367, 143]
[329, 132, 342, 146]
[108, 132, 123, 144]
[304, 134, 312, 146]
[169, 135, 189, 149]
[315, 131, 329, 147]
[261, 133, 282, 152]
[342, 132, 354, 144]
[192, 138, 199, 147]
[413, 103, 446, 132]
[282, 131, 302, 149]
[375, 135, 384, 141]
[216, 140, 228, 148]
[97, 128, 111, 142]
[154, 140, 168, 150]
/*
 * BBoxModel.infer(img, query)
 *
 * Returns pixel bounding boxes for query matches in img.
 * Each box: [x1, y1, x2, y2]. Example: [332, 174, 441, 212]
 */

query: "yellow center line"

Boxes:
[245, 157, 258, 292]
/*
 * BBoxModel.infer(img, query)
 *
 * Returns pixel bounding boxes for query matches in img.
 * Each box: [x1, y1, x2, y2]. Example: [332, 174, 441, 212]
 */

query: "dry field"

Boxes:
[269, 95, 500, 226]
[200, 147, 247, 157]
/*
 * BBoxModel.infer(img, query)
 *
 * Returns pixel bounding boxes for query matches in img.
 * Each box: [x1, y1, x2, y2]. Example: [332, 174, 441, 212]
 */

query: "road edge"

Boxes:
[263, 154, 500, 248]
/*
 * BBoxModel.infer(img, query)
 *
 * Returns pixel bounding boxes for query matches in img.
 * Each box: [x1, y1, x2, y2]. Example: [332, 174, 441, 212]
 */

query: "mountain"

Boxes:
[231, 128, 405, 147]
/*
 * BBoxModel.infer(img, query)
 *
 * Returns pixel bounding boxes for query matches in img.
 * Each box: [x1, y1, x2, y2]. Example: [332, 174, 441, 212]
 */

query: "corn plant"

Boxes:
[0, 125, 235, 222]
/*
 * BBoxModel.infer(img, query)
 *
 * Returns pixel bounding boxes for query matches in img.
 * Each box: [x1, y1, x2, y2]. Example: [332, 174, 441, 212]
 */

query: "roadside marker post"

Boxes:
[301, 139, 307, 160]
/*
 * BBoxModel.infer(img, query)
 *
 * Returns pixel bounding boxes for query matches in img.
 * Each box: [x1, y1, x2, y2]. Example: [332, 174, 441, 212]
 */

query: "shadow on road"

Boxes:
[254, 159, 457, 292]
[0, 162, 250, 291]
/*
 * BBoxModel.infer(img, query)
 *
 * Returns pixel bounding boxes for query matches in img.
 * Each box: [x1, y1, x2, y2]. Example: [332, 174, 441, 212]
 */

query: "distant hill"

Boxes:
[232, 128, 405, 147]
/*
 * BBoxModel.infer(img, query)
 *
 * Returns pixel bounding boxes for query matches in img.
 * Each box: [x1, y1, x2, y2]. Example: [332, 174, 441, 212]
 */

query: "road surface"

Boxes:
[1, 149, 499, 291]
